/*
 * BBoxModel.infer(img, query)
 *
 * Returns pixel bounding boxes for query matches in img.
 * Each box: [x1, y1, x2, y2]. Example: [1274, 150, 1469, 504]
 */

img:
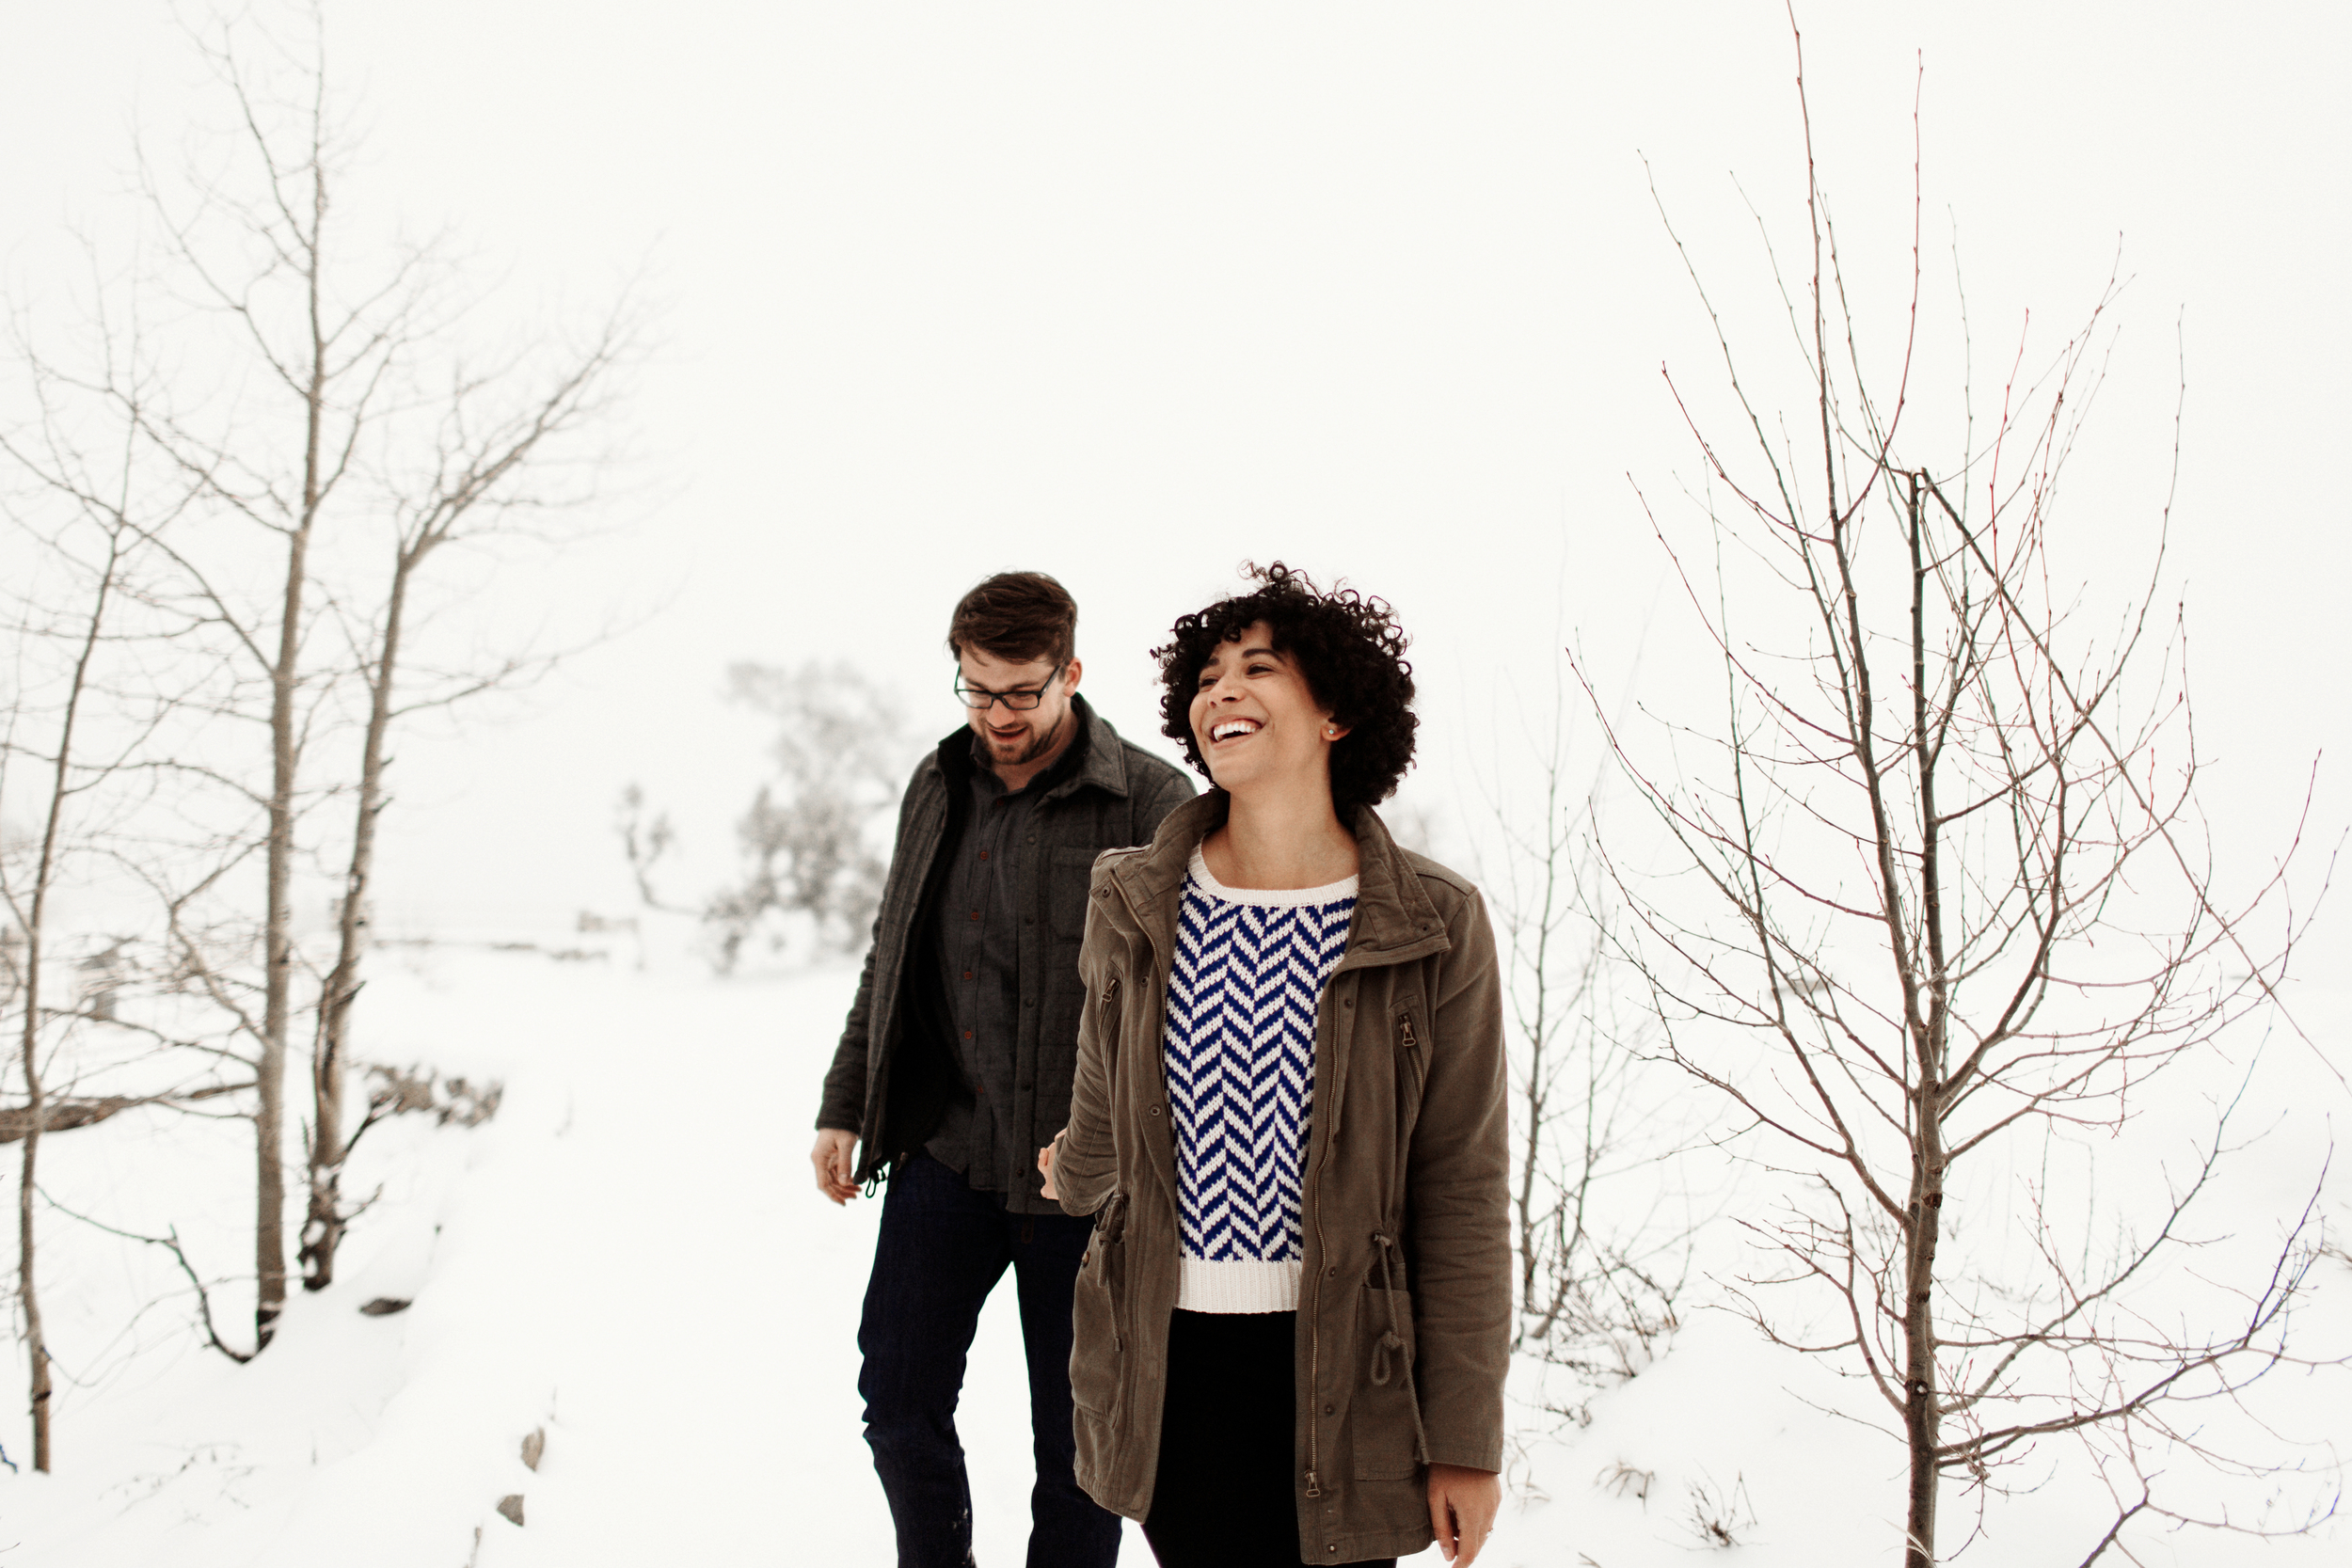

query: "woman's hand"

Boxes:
[1427, 1464, 1500, 1565]
[1037, 1134, 1060, 1201]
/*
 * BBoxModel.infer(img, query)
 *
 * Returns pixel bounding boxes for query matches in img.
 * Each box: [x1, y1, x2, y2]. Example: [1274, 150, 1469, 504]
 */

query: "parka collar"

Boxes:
[1111, 790, 1453, 969]
[1051, 695, 1132, 800]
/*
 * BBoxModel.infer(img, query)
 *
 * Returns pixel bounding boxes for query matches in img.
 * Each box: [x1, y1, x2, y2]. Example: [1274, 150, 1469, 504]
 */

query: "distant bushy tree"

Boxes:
[700, 661, 908, 973]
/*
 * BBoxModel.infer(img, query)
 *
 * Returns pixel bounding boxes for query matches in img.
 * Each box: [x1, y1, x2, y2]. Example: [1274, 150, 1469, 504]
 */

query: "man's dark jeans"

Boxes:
[858, 1151, 1122, 1568]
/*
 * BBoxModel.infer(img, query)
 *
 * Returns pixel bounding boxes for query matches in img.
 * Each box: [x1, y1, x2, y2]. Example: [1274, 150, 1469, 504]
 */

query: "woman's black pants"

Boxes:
[1141, 1308, 1397, 1568]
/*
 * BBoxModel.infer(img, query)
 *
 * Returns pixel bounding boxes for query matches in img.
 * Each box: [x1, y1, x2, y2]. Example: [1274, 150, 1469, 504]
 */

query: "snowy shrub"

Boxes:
[695, 660, 910, 973]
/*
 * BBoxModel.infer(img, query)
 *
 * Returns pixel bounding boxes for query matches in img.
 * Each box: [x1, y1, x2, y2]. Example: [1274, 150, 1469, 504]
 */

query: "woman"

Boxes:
[1041, 564, 1509, 1567]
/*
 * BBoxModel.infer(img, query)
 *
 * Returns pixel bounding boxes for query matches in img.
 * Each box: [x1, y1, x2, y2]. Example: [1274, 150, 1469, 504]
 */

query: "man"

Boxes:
[813, 571, 1194, 1568]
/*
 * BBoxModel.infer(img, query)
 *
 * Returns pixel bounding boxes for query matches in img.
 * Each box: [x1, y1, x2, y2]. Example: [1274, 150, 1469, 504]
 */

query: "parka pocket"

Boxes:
[1394, 1006, 1430, 1100]
[1352, 1279, 1423, 1481]
[1068, 1195, 1127, 1418]
[1092, 974, 1122, 1059]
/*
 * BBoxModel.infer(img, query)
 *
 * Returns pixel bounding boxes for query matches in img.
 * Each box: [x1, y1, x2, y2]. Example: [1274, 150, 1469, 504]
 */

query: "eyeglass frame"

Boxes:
[952, 661, 1069, 712]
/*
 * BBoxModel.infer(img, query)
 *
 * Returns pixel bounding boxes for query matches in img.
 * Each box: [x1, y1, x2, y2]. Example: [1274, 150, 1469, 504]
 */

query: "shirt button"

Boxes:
[1322, 1403, 1335, 1416]
[1148, 1104, 1162, 1117]
[968, 911, 980, 922]
[963, 1030, 973, 1039]
[979, 850, 990, 861]
[1326, 1266, 1337, 1277]
[1342, 997, 1353, 1008]
[963, 970, 973, 980]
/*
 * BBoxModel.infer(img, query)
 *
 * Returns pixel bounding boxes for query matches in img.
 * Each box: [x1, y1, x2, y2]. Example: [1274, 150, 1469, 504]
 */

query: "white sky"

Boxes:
[4, 3, 2346, 988]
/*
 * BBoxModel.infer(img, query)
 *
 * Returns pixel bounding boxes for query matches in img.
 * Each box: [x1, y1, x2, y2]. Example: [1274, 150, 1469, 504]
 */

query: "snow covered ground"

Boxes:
[4, 941, 2344, 1565]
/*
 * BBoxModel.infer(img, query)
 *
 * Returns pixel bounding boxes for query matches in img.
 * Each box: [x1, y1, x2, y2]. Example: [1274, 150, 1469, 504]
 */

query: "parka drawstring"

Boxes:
[1369, 1232, 1430, 1465]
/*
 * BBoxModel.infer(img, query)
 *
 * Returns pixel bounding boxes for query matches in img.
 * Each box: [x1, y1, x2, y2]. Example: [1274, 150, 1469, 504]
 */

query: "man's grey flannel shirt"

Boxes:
[818, 693, 1195, 1214]
[925, 732, 1077, 1192]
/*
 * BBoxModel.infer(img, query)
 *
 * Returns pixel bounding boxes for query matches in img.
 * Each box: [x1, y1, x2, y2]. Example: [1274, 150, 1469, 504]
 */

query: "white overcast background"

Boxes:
[8, 1, 2342, 968]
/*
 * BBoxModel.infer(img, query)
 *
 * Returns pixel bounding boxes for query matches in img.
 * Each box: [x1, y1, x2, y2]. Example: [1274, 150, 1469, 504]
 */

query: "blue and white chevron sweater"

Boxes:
[1162, 848, 1359, 1314]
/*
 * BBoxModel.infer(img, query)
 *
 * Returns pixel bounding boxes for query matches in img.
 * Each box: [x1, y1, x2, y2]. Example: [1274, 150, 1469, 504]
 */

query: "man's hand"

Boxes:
[811, 1129, 859, 1205]
[1427, 1464, 1500, 1565]
[1036, 1133, 1060, 1201]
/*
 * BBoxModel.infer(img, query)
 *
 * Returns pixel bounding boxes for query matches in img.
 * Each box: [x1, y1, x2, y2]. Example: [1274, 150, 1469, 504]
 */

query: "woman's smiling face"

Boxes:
[1188, 621, 1346, 799]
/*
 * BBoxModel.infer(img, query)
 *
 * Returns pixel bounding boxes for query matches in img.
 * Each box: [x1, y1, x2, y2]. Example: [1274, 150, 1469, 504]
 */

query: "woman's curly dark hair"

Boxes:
[1153, 562, 1416, 820]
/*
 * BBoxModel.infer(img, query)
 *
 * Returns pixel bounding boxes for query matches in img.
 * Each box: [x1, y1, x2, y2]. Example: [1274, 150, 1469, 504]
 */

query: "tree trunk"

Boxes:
[303, 548, 413, 1290]
[1901, 471, 1950, 1568]
[261, 370, 327, 1342]
[256, 519, 309, 1348]
[1902, 1163, 1944, 1566]
[18, 971, 53, 1474]
[261, 130, 336, 1346]
[13, 536, 119, 1470]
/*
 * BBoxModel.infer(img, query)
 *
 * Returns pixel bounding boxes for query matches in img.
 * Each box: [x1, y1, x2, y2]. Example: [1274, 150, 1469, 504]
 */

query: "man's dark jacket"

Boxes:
[818, 695, 1194, 1215]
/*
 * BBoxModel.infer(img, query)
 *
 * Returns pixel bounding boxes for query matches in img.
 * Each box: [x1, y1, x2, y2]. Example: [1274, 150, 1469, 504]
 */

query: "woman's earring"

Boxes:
[1324, 726, 1338, 738]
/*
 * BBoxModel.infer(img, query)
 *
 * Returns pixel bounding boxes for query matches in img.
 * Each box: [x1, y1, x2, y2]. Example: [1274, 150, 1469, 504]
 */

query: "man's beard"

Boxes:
[997, 711, 1065, 765]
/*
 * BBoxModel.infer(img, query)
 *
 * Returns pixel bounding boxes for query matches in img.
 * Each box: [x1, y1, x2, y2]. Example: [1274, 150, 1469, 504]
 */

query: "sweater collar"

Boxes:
[1112, 790, 1451, 967]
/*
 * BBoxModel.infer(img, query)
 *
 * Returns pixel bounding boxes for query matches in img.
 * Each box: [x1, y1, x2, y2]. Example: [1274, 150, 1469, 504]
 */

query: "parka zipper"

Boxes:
[1096, 878, 1174, 1458]
[1100, 976, 1123, 1356]
[1303, 985, 1341, 1501]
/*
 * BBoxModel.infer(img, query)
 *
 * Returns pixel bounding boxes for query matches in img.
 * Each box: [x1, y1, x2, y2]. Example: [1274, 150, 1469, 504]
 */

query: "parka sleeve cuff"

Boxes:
[1422, 1436, 1504, 1474]
[1051, 1126, 1116, 1216]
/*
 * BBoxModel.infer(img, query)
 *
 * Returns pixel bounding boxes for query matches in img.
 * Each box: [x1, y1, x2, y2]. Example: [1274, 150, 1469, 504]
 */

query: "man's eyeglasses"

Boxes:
[954, 665, 1066, 711]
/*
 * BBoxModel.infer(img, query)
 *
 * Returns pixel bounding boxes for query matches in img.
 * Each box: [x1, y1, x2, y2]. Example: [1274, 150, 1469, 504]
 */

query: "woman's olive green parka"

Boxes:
[1049, 792, 1511, 1564]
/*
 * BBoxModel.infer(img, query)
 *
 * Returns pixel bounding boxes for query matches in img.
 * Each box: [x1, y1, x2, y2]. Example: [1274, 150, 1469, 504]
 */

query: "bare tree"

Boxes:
[0, 274, 231, 1461]
[1586, 27, 2333, 1564]
[1474, 676, 1689, 1403]
[301, 298, 630, 1291]
[2, 3, 637, 1342]
[0, 530, 127, 1473]
[614, 783, 683, 915]
[0, 452, 251, 1455]
[84, 8, 392, 1347]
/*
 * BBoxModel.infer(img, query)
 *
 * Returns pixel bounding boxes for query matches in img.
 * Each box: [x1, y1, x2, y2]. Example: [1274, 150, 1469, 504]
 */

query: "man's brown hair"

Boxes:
[946, 571, 1078, 667]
